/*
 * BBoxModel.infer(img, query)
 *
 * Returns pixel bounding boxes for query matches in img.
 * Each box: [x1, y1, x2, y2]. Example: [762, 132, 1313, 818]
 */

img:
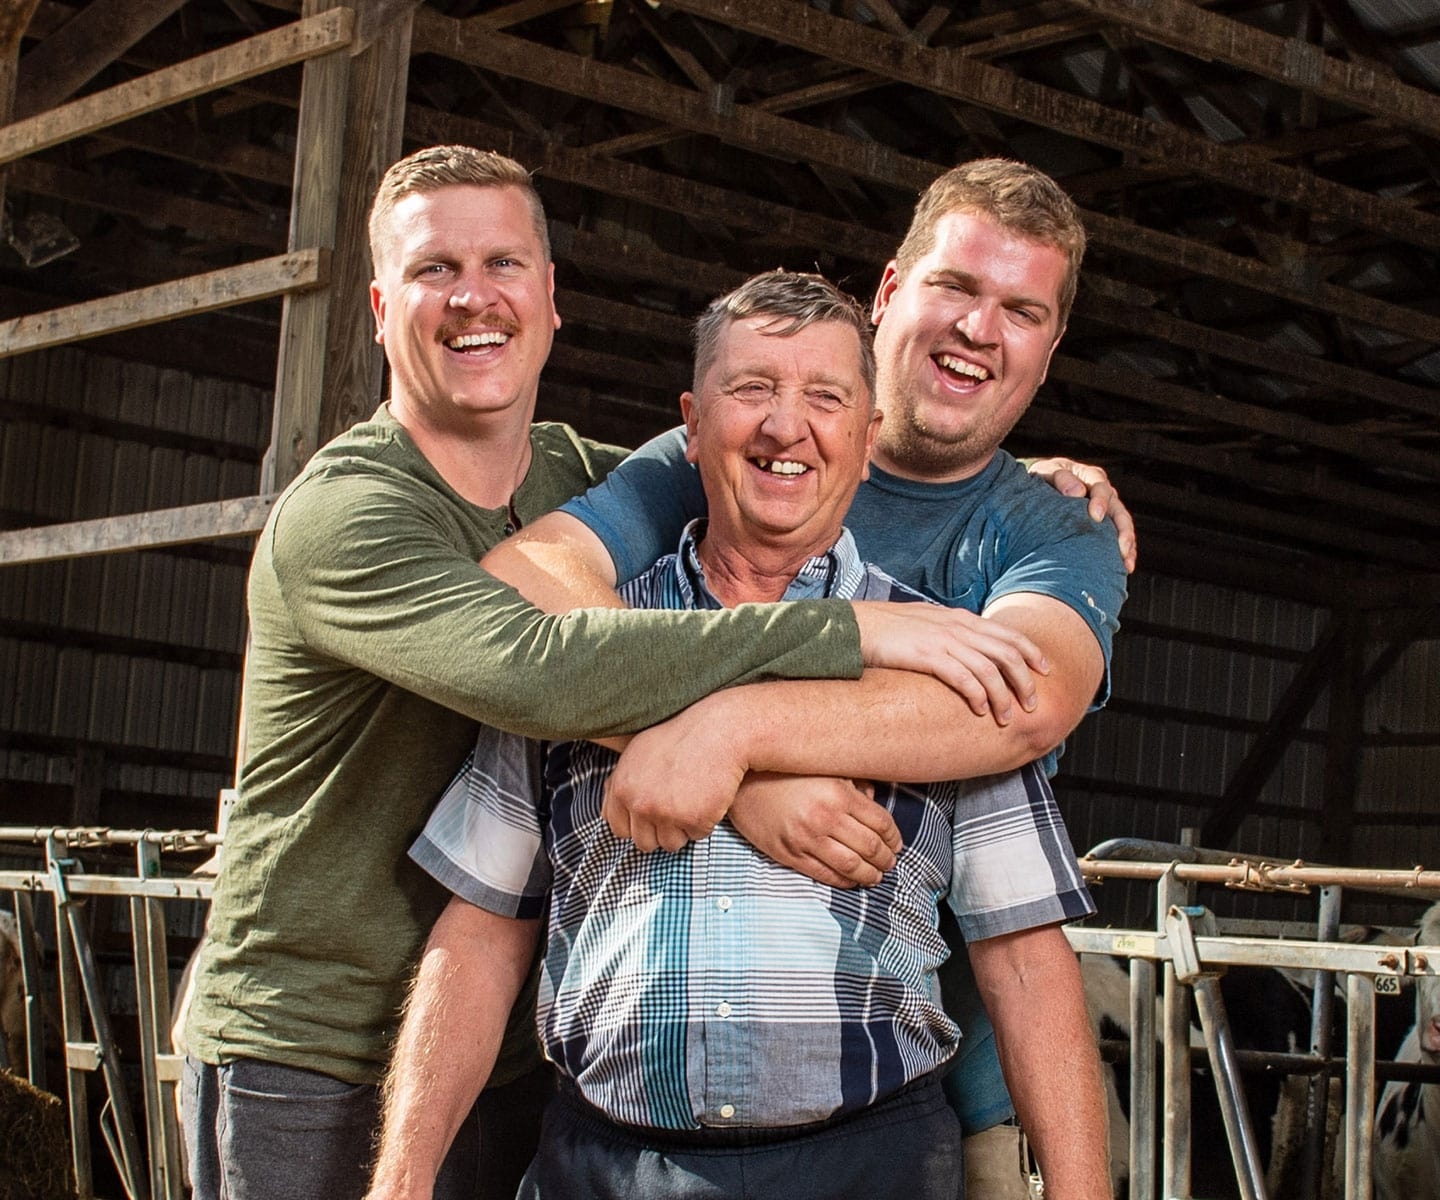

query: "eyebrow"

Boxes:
[931, 268, 1056, 318]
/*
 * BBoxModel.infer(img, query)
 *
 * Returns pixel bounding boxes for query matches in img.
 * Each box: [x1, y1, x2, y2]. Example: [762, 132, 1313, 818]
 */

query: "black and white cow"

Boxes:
[1374, 902, 1440, 1200]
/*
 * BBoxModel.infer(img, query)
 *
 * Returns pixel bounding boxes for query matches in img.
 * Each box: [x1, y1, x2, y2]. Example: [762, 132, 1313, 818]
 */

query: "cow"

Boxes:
[1374, 902, 1440, 1200]
[0, 910, 23, 1072]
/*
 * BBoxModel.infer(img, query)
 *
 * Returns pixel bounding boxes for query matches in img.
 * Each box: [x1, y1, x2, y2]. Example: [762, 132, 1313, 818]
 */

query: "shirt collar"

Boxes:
[673, 519, 864, 607]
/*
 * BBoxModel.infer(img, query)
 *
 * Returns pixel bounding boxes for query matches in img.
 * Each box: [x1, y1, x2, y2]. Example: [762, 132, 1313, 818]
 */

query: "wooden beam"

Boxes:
[265, 0, 352, 492]
[6, 156, 287, 250]
[316, 0, 412, 447]
[405, 41, 1440, 346]
[13, 0, 189, 119]
[1016, 398, 1439, 535]
[406, 106, 898, 261]
[654, 0, 1440, 250]
[0, 494, 276, 565]
[1047, 355, 1440, 483]
[0, 8, 355, 166]
[1081, 209, 1440, 347]
[1073, 281, 1440, 422]
[0, 249, 328, 357]
[1082, 475, 1437, 573]
[1066, 0, 1440, 140]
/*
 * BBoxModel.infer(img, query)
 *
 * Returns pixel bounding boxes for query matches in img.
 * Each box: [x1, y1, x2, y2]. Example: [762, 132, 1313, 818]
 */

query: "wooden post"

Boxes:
[265, 0, 416, 492]
[317, 3, 415, 443]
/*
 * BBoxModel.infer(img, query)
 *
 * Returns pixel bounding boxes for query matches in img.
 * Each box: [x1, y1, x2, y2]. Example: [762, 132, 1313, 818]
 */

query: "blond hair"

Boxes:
[367, 145, 549, 271]
[895, 159, 1085, 325]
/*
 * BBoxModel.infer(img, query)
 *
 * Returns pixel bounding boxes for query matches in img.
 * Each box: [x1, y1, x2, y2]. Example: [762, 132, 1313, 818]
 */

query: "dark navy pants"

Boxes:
[517, 1077, 965, 1200]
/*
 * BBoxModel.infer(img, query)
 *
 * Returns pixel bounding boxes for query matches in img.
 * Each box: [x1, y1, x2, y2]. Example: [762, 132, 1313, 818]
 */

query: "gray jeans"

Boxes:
[183, 1056, 552, 1200]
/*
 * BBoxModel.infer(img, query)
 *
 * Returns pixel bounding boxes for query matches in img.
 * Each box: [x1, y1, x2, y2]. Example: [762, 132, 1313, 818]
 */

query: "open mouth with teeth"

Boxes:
[935, 353, 991, 385]
[752, 457, 811, 477]
[446, 330, 510, 352]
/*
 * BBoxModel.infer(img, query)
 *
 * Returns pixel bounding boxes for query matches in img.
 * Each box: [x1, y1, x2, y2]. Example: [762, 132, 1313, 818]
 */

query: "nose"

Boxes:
[759, 390, 808, 444]
[955, 299, 1000, 348]
[448, 269, 499, 312]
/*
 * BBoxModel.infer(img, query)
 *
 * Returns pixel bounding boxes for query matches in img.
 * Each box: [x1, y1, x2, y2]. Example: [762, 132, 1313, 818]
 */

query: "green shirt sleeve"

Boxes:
[265, 468, 864, 740]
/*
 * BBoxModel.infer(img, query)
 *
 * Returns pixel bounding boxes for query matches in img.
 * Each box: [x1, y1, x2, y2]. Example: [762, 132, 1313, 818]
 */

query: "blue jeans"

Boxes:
[183, 1056, 552, 1200]
[518, 1076, 964, 1200]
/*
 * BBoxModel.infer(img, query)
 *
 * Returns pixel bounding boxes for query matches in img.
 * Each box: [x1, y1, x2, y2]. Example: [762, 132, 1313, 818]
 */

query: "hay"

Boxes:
[0, 1068, 75, 1200]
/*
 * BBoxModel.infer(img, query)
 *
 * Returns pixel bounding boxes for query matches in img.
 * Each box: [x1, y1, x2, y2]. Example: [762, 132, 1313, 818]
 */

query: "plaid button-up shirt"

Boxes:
[411, 524, 1093, 1130]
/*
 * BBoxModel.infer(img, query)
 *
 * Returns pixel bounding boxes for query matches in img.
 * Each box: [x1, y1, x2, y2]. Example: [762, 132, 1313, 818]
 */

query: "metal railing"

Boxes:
[1068, 842, 1440, 1200]
[1, 826, 217, 1200]
[4, 828, 1439, 1200]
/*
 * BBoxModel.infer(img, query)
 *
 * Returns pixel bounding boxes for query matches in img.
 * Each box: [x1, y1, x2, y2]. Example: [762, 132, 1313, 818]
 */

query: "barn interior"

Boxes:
[1, 1, 1438, 1193]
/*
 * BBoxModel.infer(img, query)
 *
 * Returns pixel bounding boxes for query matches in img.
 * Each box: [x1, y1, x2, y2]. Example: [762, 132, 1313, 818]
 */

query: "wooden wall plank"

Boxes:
[1, 250, 328, 357]
[0, 8, 355, 166]
[13, 0, 190, 119]
[0, 495, 276, 565]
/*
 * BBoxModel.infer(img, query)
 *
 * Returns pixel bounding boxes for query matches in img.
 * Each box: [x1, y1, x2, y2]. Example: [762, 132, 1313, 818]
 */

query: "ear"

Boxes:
[871, 261, 901, 325]
[1037, 323, 1065, 388]
[680, 392, 700, 464]
[860, 408, 882, 481]
[369, 280, 386, 344]
[547, 262, 561, 332]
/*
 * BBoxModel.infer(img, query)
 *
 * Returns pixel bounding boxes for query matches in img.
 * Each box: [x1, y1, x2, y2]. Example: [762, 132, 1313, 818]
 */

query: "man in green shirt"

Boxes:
[182, 145, 1125, 1200]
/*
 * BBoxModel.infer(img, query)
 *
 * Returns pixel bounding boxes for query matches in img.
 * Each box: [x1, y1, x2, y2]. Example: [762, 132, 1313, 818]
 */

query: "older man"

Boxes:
[481, 159, 1125, 1198]
[368, 272, 1100, 1200]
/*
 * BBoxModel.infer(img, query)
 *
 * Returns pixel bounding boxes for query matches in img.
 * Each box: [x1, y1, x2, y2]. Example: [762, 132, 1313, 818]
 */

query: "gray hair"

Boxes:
[692, 270, 875, 396]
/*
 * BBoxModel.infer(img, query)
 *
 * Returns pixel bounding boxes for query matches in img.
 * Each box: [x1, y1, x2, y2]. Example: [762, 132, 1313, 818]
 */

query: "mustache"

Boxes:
[437, 313, 522, 342]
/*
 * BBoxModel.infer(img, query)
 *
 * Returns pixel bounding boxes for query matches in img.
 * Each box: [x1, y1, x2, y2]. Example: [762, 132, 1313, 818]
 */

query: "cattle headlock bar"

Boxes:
[2, 827, 1439, 1200]
[1071, 843, 1440, 1200]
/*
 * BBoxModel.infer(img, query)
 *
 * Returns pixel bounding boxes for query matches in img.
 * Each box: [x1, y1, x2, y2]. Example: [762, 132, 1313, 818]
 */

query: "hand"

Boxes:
[850, 601, 1048, 724]
[602, 699, 745, 851]
[1026, 456, 1137, 573]
[728, 773, 902, 888]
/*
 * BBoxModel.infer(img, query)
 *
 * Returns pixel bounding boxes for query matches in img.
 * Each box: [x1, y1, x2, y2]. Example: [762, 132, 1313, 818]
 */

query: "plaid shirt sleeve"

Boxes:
[409, 724, 552, 920]
[943, 760, 1094, 942]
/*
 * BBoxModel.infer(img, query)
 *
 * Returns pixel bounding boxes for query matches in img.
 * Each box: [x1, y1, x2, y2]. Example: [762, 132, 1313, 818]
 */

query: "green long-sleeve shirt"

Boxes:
[186, 406, 862, 1084]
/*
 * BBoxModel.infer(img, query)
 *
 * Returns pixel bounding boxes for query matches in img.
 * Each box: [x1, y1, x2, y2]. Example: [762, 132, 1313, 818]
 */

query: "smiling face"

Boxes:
[369, 183, 560, 439]
[683, 315, 879, 565]
[871, 208, 1068, 482]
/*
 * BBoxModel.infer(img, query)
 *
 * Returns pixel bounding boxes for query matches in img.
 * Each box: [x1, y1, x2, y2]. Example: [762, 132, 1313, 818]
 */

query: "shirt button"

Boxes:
[503, 523, 516, 536]
[717, 895, 732, 911]
[716, 1001, 732, 1018]
[719, 1104, 736, 1120]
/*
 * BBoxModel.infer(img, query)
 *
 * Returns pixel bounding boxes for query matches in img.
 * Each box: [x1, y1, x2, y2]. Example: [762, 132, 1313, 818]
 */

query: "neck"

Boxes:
[390, 400, 535, 509]
[870, 439, 996, 485]
[695, 534, 830, 607]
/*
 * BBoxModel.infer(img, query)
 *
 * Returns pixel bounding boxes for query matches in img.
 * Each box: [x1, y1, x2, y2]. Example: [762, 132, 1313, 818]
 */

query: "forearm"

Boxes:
[970, 927, 1111, 1200]
[368, 903, 541, 1200]
[707, 668, 1066, 783]
[731, 593, 1103, 782]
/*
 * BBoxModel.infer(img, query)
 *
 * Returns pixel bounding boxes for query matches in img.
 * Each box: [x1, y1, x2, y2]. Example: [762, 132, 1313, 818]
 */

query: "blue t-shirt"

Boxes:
[560, 425, 1128, 1133]
[562, 426, 1125, 712]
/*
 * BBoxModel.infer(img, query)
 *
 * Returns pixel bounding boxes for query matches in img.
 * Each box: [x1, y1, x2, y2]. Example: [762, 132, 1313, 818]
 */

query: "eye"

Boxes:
[733, 381, 773, 399]
[1010, 307, 1042, 326]
[807, 390, 844, 411]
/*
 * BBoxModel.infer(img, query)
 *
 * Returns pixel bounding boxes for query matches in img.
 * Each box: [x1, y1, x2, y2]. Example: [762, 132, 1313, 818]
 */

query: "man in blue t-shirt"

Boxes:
[473, 160, 1127, 1198]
